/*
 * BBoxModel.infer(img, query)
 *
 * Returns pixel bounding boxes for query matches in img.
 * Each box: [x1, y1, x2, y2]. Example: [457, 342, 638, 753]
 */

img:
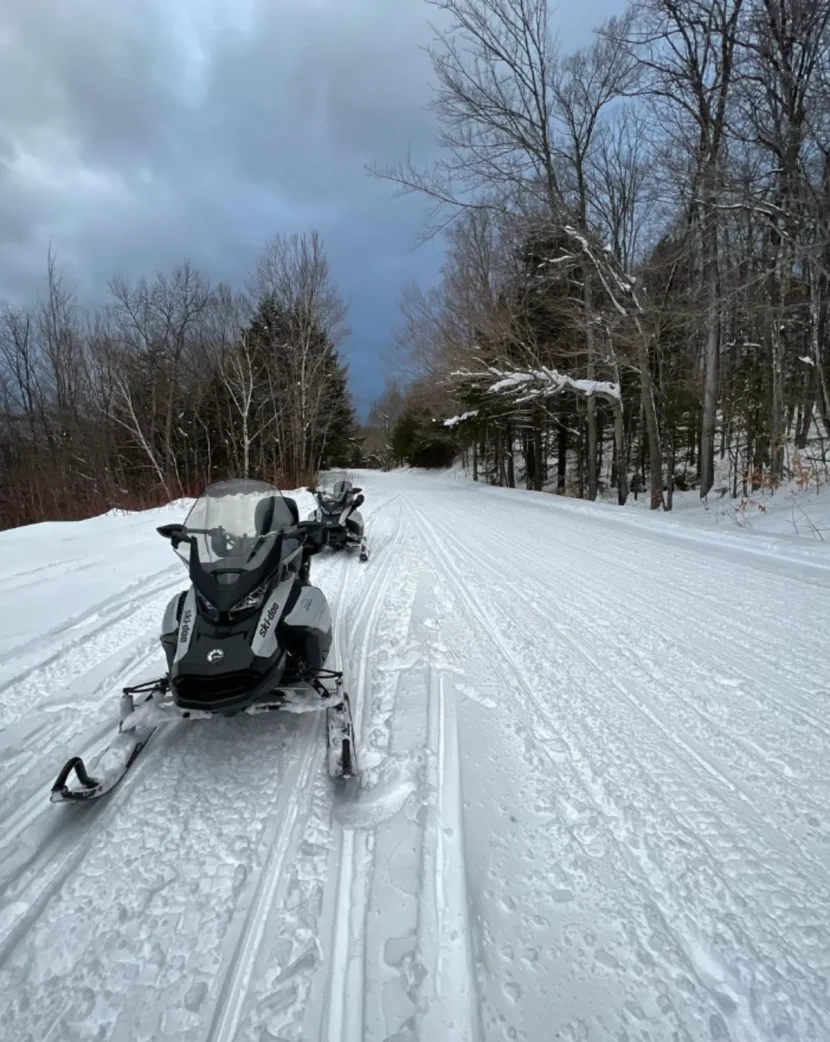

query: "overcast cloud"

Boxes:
[0, 0, 626, 414]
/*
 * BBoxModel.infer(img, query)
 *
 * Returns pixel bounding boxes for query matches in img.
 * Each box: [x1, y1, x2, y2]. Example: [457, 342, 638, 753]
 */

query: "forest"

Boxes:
[4, 0, 830, 527]
[366, 0, 830, 509]
[0, 233, 357, 528]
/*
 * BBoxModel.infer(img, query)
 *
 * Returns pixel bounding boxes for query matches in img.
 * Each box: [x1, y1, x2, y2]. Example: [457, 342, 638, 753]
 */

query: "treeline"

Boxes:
[367, 0, 830, 508]
[0, 232, 358, 529]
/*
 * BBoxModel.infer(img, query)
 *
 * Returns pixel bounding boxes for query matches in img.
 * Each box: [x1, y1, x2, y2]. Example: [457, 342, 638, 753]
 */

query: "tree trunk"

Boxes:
[665, 430, 676, 511]
[523, 433, 534, 490]
[533, 423, 543, 492]
[700, 195, 720, 499]
[614, 401, 628, 505]
[585, 274, 599, 500]
[636, 325, 664, 509]
[557, 423, 568, 494]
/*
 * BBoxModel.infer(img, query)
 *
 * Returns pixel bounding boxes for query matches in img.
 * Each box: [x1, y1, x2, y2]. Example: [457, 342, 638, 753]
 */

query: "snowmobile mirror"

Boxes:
[353, 494, 365, 509]
[157, 523, 188, 547]
[210, 527, 231, 556]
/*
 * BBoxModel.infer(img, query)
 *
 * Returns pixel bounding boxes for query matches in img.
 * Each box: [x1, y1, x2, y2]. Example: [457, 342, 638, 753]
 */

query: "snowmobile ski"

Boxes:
[50, 729, 155, 802]
[50, 681, 166, 802]
[327, 692, 358, 779]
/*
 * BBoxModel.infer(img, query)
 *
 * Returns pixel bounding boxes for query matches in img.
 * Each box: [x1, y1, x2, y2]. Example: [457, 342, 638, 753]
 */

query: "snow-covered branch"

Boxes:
[443, 409, 480, 427]
[451, 366, 620, 404]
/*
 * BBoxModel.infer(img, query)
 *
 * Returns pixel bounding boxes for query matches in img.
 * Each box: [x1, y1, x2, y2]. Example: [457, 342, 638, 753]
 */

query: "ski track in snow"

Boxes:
[1, 475, 829, 1041]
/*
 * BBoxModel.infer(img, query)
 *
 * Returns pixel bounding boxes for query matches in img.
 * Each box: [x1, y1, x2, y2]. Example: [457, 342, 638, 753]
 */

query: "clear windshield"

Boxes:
[178, 479, 297, 572]
[318, 471, 353, 512]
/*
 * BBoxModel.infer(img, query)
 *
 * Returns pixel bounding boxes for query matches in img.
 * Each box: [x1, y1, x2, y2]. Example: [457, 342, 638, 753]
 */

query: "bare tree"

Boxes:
[621, 0, 746, 498]
[107, 262, 212, 494]
[250, 232, 349, 483]
[373, 0, 563, 223]
[738, 0, 830, 475]
[552, 11, 639, 498]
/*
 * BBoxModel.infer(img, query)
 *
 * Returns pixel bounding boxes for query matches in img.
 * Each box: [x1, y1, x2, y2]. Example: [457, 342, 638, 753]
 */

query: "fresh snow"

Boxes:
[452, 366, 621, 404]
[444, 410, 480, 428]
[1, 470, 829, 1041]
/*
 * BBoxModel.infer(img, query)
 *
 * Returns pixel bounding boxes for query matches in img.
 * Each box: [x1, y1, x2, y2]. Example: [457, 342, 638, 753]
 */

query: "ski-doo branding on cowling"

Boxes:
[50, 479, 358, 803]
[314, 475, 369, 561]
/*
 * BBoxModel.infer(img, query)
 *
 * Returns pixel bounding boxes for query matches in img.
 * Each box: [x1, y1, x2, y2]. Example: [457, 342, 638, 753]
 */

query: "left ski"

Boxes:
[50, 682, 165, 803]
[50, 728, 156, 802]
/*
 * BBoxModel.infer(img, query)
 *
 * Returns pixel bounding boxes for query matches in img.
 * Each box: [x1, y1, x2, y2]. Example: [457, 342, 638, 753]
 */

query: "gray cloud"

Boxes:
[0, 0, 626, 412]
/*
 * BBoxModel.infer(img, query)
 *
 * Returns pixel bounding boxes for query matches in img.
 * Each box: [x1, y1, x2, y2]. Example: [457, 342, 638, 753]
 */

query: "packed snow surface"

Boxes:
[1, 471, 828, 1041]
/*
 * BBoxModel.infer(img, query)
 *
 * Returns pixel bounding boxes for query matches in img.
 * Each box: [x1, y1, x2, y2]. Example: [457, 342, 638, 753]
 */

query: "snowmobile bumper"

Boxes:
[50, 671, 357, 802]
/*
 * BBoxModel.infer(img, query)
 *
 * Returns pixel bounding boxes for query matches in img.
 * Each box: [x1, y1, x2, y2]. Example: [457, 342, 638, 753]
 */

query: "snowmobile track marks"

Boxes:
[417, 666, 481, 1042]
[203, 715, 323, 1042]
[435, 506, 830, 887]
[0, 718, 186, 973]
[318, 500, 408, 1042]
[457, 492, 830, 739]
[0, 565, 183, 681]
[0, 575, 186, 740]
[412, 495, 830, 1041]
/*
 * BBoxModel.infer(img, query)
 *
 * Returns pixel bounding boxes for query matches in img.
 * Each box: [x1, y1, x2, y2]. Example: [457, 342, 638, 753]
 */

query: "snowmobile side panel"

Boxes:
[283, 585, 331, 634]
[161, 590, 185, 639]
[281, 585, 332, 669]
[251, 577, 295, 659]
[174, 588, 198, 663]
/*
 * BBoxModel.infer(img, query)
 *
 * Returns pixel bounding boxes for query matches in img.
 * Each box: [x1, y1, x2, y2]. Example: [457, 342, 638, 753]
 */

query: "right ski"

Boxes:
[327, 693, 358, 779]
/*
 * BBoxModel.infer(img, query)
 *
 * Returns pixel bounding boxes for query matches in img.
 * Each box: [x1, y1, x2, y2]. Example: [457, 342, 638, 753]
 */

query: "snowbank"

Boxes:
[0, 487, 317, 660]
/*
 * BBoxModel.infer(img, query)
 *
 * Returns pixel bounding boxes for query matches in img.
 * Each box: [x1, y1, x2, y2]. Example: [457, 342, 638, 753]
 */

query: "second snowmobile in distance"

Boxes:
[314, 475, 368, 561]
[50, 478, 359, 803]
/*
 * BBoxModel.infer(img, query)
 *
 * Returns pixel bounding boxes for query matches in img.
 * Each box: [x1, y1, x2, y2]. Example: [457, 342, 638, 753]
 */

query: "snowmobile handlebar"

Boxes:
[157, 520, 326, 552]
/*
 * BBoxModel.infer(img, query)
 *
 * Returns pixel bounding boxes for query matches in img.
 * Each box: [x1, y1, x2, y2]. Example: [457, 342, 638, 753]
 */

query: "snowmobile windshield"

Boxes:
[318, 473, 352, 512]
[178, 479, 297, 572]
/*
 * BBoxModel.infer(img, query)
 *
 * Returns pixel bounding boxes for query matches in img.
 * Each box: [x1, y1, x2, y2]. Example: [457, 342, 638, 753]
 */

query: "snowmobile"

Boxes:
[313, 476, 369, 561]
[50, 478, 359, 803]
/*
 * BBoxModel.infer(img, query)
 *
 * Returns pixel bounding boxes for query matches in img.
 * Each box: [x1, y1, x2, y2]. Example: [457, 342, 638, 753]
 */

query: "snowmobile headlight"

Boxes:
[230, 582, 269, 616]
[195, 588, 220, 621]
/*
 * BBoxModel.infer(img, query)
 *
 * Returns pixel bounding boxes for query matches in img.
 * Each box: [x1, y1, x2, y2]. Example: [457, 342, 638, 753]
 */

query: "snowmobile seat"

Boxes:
[254, 494, 299, 535]
[282, 497, 300, 525]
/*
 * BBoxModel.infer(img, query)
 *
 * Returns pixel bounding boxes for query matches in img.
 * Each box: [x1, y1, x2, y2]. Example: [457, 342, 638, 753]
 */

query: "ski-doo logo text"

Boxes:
[180, 609, 193, 643]
[258, 600, 281, 639]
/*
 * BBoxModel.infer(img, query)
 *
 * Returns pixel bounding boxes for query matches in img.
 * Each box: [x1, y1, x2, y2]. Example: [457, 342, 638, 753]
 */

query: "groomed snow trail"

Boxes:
[1, 472, 828, 1042]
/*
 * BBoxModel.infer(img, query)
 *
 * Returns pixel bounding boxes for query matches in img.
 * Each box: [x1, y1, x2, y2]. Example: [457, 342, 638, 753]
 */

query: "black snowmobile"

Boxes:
[314, 476, 368, 561]
[50, 478, 359, 803]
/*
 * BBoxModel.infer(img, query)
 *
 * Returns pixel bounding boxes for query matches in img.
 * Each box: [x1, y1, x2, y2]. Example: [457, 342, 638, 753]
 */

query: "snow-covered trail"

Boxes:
[1, 472, 828, 1042]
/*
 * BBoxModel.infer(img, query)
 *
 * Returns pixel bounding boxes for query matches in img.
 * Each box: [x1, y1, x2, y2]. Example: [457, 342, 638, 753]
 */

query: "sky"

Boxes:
[0, 0, 627, 417]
